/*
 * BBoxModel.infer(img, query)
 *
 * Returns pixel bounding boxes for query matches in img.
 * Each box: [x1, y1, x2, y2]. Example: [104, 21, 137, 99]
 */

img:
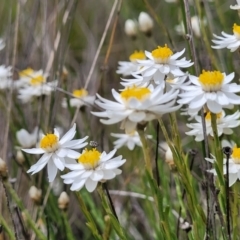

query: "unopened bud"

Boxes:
[58, 191, 70, 210]
[165, 147, 175, 169]
[16, 150, 25, 164]
[124, 19, 137, 39]
[138, 12, 154, 37]
[29, 186, 42, 204]
[0, 158, 8, 179]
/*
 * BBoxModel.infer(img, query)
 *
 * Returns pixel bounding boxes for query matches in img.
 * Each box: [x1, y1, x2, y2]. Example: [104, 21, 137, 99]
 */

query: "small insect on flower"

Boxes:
[22, 123, 88, 182]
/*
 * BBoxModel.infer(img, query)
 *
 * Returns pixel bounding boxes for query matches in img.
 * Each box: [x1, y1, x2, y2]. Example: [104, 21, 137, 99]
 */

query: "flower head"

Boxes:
[22, 123, 88, 182]
[116, 51, 145, 76]
[61, 148, 126, 192]
[0, 65, 13, 89]
[206, 145, 240, 186]
[62, 88, 95, 108]
[92, 85, 180, 133]
[111, 131, 152, 150]
[134, 45, 193, 87]
[186, 110, 240, 141]
[178, 71, 240, 115]
[212, 23, 240, 52]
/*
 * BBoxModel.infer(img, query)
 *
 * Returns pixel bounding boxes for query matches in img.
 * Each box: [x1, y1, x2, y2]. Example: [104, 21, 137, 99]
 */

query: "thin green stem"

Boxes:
[137, 126, 153, 178]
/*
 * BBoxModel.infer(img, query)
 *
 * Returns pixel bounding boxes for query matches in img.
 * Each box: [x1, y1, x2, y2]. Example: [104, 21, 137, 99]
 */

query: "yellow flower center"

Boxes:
[73, 89, 88, 98]
[129, 51, 146, 62]
[78, 148, 101, 169]
[205, 111, 222, 121]
[30, 75, 46, 85]
[40, 134, 59, 152]
[19, 68, 34, 77]
[233, 23, 240, 36]
[231, 146, 240, 164]
[120, 85, 151, 101]
[151, 45, 173, 63]
[198, 70, 224, 91]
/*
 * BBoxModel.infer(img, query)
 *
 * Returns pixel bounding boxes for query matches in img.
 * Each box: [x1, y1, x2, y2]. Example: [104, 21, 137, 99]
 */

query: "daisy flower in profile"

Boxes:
[0, 65, 13, 89]
[116, 51, 146, 76]
[178, 70, 240, 115]
[186, 110, 240, 141]
[61, 148, 126, 192]
[22, 124, 88, 182]
[212, 23, 240, 52]
[92, 85, 180, 133]
[62, 88, 95, 108]
[111, 131, 152, 150]
[16, 127, 39, 148]
[135, 45, 193, 87]
[206, 145, 240, 186]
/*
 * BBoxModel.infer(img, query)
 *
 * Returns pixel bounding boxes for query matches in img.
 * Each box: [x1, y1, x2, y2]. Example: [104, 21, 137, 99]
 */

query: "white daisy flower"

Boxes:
[16, 127, 39, 148]
[186, 110, 240, 141]
[0, 65, 13, 89]
[62, 88, 95, 108]
[111, 131, 152, 150]
[212, 23, 240, 52]
[178, 70, 240, 115]
[16, 68, 49, 87]
[22, 123, 88, 182]
[61, 148, 126, 192]
[135, 45, 193, 87]
[116, 51, 146, 76]
[92, 85, 180, 133]
[206, 146, 240, 186]
[230, 0, 240, 10]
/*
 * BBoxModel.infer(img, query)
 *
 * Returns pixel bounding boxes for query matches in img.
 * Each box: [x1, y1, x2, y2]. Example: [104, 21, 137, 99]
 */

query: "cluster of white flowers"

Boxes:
[22, 124, 126, 192]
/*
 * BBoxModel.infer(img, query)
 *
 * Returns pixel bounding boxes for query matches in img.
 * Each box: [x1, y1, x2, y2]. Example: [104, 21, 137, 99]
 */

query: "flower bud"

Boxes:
[138, 12, 154, 36]
[58, 191, 70, 210]
[0, 158, 8, 179]
[16, 150, 25, 164]
[29, 186, 42, 204]
[165, 147, 175, 168]
[124, 19, 137, 39]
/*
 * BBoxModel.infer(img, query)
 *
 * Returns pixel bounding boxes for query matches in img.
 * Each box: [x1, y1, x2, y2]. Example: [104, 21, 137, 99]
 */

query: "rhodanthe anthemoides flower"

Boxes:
[212, 23, 240, 52]
[134, 45, 193, 88]
[22, 124, 88, 182]
[61, 148, 126, 192]
[111, 131, 152, 150]
[206, 145, 240, 186]
[186, 111, 240, 141]
[92, 85, 180, 133]
[138, 12, 154, 36]
[62, 88, 95, 108]
[16, 68, 57, 103]
[178, 70, 240, 115]
[116, 51, 146, 76]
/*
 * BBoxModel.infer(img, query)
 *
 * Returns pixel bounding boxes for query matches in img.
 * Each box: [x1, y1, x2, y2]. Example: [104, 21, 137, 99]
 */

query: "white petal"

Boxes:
[47, 160, 58, 182]
[90, 170, 104, 181]
[85, 178, 98, 192]
[22, 148, 45, 154]
[59, 124, 76, 144]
